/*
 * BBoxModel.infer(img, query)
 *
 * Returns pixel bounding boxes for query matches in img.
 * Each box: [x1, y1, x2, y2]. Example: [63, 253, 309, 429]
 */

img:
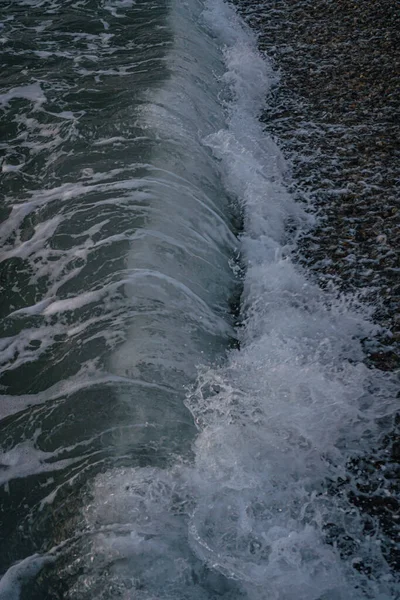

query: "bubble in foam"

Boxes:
[0, 554, 54, 600]
[66, 466, 241, 600]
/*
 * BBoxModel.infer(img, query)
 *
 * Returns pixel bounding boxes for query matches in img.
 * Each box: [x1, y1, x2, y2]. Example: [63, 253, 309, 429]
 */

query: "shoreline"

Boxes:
[235, 0, 400, 575]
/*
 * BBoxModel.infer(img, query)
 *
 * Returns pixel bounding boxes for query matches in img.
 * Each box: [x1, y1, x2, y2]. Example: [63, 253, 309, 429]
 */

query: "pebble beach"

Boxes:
[237, 0, 400, 573]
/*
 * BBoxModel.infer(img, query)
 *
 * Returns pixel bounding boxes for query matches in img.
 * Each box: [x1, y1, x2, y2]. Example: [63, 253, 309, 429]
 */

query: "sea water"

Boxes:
[0, 0, 398, 598]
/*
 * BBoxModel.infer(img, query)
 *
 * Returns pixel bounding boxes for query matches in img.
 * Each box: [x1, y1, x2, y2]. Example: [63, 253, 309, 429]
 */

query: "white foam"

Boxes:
[103, 0, 136, 18]
[0, 554, 54, 600]
[183, 1, 398, 598]
[8, 0, 396, 598]
[0, 371, 143, 420]
[79, 1, 398, 599]
[0, 83, 46, 108]
[0, 438, 84, 486]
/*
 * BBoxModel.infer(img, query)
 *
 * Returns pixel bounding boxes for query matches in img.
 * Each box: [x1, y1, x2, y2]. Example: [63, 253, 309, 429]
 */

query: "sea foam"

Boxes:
[70, 0, 398, 597]
[2, 0, 398, 598]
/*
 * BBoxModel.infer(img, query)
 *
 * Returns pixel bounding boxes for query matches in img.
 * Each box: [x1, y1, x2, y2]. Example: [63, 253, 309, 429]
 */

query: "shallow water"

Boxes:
[0, 0, 398, 598]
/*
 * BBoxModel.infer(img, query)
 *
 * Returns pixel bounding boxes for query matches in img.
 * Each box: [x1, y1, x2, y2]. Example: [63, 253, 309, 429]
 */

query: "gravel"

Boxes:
[235, 0, 400, 574]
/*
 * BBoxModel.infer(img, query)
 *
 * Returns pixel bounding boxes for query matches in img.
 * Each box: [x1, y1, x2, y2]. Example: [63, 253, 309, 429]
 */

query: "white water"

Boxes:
[79, 1, 398, 598]
[1, 0, 398, 598]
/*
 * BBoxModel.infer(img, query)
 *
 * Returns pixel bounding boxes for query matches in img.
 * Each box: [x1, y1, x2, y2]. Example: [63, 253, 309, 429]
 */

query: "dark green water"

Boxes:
[0, 0, 238, 595]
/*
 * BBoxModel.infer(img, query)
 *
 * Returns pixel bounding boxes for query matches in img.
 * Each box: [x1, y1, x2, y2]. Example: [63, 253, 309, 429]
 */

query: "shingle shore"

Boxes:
[236, 0, 400, 574]
[238, 0, 400, 365]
